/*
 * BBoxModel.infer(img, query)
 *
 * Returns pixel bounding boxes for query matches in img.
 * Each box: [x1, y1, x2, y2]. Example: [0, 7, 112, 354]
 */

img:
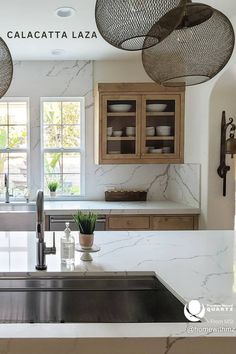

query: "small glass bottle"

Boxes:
[61, 222, 75, 264]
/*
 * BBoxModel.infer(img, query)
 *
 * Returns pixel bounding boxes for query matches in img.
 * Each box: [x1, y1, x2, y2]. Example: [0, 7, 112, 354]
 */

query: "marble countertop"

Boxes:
[43, 200, 200, 215]
[0, 230, 235, 339]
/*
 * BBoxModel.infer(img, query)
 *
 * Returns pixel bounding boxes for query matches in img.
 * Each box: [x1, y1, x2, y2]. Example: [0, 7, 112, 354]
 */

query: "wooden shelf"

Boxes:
[107, 112, 136, 117]
[146, 112, 175, 116]
[108, 137, 136, 141]
[146, 136, 175, 141]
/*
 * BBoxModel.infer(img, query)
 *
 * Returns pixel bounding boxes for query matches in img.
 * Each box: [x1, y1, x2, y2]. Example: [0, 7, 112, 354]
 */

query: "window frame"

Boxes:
[0, 97, 30, 201]
[40, 97, 85, 199]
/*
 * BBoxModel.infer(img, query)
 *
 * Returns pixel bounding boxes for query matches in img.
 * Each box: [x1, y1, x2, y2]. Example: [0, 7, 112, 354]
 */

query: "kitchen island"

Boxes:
[0, 230, 235, 353]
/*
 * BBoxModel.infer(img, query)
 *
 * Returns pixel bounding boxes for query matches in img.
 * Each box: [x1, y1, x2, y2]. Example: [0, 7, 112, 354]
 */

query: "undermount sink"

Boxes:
[0, 203, 36, 212]
[0, 273, 188, 323]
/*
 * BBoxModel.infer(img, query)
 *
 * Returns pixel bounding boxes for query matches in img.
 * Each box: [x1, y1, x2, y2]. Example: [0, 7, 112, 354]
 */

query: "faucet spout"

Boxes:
[36, 190, 44, 242]
[35, 190, 56, 270]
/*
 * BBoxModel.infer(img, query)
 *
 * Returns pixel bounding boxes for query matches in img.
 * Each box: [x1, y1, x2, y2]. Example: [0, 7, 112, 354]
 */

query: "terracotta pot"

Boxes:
[50, 191, 56, 197]
[79, 233, 94, 249]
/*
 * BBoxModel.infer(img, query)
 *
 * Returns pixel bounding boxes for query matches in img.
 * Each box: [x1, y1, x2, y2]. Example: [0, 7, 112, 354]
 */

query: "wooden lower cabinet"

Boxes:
[107, 215, 198, 231]
[108, 216, 150, 230]
[151, 215, 197, 230]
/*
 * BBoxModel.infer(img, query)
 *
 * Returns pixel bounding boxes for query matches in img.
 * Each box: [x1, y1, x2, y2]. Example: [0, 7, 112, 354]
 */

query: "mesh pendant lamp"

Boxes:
[95, 0, 187, 51]
[0, 37, 13, 98]
[142, 1, 235, 86]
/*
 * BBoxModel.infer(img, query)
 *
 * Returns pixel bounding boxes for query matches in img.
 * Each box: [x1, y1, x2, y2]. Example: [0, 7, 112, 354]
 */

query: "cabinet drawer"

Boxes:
[151, 216, 194, 230]
[108, 216, 150, 230]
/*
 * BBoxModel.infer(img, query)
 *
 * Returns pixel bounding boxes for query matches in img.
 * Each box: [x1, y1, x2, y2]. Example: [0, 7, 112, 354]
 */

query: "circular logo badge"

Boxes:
[184, 300, 205, 322]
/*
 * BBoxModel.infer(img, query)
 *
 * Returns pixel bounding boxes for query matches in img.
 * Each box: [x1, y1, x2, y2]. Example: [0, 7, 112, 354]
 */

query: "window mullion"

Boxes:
[44, 148, 81, 153]
[0, 149, 28, 153]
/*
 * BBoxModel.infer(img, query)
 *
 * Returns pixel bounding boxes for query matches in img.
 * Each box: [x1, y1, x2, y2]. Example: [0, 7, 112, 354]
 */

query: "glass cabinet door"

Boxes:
[102, 95, 140, 159]
[141, 95, 181, 159]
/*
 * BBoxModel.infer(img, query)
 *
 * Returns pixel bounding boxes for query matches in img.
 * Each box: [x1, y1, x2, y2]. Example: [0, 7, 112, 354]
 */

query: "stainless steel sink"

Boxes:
[0, 273, 188, 323]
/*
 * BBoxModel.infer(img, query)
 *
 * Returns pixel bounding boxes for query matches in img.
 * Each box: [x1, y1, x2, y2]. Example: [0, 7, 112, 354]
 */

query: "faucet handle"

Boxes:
[44, 232, 56, 256]
[53, 232, 56, 249]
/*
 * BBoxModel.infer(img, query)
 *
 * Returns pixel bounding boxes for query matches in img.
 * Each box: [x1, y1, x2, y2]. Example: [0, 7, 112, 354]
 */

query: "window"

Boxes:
[0, 100, 28, 199]
[42, 98, 84, 197]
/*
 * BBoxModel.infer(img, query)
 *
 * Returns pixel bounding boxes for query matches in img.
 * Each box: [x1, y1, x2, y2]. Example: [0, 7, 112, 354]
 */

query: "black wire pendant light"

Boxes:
[142, 1, 235, 86]
[0, 37, 13, 98]
[95, 0, 187, 51]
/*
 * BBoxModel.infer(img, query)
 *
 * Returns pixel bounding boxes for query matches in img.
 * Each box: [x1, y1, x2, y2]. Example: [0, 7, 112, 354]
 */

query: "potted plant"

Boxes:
[48, 181, 58, 197]
[73, 211, 97, 249]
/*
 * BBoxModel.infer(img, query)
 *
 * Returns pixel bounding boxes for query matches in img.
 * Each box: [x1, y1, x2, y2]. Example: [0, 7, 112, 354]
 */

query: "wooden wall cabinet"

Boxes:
[95, 83, 185, 164]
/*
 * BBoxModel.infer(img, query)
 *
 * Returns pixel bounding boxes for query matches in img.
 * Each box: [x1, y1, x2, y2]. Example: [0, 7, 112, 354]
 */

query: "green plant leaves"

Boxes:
[73, 211, 97, 234]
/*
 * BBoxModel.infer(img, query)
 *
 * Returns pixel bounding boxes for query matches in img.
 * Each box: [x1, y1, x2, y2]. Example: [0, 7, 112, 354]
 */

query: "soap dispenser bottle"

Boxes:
[61, 222, 75, 264]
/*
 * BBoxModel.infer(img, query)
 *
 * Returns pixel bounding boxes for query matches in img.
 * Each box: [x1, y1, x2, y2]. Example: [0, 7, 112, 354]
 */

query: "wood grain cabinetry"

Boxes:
[108, 215, 150, 230]
[95, 83, 185, 164]
[107, 215, 198, 231]
[151, 215, 197, 230]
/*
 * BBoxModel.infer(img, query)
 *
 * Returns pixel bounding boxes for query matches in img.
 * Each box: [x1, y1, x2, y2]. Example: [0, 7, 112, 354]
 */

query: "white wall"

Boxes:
[94, 59, 151, 83]
[207, 70, 236, 229]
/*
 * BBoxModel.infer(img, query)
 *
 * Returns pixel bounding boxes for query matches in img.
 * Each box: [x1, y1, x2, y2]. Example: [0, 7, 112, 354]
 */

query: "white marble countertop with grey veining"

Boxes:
[0, 230, 235, 339]
[43, 200, 200, 215]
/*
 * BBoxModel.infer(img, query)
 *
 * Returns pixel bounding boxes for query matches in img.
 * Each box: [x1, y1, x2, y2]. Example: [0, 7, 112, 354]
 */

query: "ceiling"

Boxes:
[0, 0, 235, 61]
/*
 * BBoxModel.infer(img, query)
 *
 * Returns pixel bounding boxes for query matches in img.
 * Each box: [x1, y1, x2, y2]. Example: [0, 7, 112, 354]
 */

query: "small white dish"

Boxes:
[109, 104, 132, 112]
[147, 104, 167, 112]
[156, 126, 171, 136]
[113, 130, 123, 137]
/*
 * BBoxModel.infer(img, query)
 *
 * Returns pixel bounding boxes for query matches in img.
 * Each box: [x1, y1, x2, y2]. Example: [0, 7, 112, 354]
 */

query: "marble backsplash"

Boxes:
[85, 163, 200, 208]
[7, 60, 200, 208]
